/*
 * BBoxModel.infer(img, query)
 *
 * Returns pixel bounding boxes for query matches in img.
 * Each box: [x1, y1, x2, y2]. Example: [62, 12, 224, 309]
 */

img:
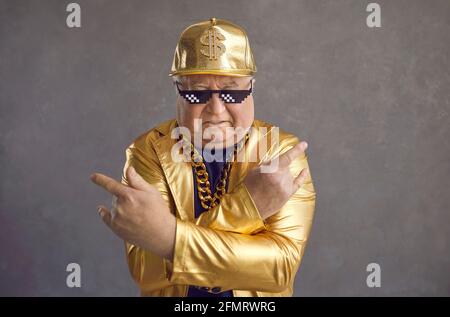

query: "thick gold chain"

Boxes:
[181, 133, 250, 210]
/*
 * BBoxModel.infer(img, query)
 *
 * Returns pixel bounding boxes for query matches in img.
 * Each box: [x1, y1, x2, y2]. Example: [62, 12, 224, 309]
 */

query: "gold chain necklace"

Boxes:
[179, 133, 250, 210]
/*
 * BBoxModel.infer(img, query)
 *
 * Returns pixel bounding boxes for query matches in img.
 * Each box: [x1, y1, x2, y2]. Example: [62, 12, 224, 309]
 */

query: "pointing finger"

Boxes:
[90, 173, 128, 197]
[278, 141, 308, 168]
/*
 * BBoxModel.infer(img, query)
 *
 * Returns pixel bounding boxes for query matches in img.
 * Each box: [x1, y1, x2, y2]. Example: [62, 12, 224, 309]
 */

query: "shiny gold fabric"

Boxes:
[169, 18, 257, 77]
[121, 119, 316, 297]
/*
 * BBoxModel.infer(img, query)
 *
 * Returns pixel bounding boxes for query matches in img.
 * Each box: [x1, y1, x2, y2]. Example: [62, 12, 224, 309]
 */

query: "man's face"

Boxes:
[175, 74, 255, 149]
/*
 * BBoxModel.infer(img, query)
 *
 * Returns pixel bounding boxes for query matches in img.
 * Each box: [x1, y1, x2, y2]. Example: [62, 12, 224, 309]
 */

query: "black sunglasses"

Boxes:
[175, 80, 253, 104]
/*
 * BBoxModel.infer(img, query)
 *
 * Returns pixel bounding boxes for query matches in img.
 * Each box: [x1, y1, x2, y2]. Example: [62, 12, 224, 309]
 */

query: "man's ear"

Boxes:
[172, 75, 183, 94]
[172, 75, 188, 90]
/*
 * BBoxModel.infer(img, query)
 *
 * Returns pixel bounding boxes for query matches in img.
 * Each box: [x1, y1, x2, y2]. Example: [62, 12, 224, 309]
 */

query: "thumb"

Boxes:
[127, 166, 153, 192]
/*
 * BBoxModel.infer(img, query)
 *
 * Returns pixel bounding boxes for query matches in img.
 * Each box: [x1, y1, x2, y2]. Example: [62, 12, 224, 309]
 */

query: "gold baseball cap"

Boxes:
[169, 17, 257, 77]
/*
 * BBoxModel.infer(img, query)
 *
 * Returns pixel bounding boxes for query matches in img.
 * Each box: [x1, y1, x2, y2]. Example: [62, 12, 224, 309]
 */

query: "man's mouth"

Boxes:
[204, 120, 231, 126]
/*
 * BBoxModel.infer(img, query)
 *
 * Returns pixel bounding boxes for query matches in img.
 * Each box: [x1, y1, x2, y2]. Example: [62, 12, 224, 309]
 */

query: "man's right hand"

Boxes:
[243, 141, 309, 219]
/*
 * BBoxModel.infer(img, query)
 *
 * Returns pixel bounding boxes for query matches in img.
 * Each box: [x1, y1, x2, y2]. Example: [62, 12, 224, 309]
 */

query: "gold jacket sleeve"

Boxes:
[120, 119, 316, 295]
[121, 128, 267, 289]
[166, 144, 316, 292]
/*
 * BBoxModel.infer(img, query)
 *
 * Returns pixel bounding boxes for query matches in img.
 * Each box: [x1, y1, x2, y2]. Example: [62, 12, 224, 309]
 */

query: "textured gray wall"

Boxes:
[1, 0, 449, 296]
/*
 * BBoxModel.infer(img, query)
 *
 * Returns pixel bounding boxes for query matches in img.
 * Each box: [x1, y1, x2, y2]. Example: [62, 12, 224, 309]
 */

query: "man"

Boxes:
[90, 17, 316, 297]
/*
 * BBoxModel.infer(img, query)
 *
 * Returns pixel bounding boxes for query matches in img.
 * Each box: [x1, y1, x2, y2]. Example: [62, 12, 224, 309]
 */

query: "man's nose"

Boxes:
[205, 92, 226, 114]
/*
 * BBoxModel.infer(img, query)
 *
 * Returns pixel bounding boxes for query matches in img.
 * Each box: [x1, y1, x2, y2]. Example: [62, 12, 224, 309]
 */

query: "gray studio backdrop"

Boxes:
[1, 0, 449, 296]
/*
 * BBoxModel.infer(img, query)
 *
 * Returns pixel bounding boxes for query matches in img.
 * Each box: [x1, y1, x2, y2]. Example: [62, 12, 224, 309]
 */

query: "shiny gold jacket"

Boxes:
[120, 118, 316, 296]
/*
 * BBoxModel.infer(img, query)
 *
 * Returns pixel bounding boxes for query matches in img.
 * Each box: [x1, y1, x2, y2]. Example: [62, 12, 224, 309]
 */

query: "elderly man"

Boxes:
[90, 17, 316, 297]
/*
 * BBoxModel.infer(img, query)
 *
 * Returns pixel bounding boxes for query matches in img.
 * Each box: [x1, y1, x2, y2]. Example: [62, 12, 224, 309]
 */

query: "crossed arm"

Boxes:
[115, 138, 316, 292]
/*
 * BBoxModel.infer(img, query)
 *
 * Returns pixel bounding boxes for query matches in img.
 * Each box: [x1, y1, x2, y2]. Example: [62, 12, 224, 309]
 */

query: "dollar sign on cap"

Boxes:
[200, 18, 226, 60]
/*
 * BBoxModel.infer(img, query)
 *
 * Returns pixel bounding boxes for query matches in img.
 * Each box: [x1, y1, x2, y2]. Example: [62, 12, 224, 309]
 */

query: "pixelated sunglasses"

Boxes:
[175, 81, 253, 104]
